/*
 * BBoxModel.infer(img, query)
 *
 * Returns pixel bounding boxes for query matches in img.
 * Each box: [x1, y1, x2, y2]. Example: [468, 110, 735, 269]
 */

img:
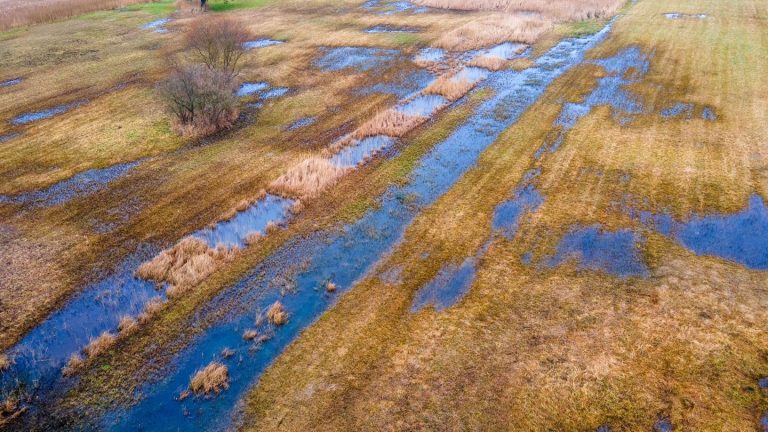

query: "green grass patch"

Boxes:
[123, 0, 176, 15]
[561, 19, 607, 37]
[207, 0, 272, 12]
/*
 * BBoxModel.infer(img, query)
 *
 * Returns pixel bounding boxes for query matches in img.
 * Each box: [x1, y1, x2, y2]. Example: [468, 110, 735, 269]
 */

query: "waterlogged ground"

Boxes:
[2, 0, 768, 430]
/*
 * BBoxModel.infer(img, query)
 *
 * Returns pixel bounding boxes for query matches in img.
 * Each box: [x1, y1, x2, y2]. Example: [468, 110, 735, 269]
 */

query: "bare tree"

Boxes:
[186, 17, 251, 77]
[157, 64, 239, 137]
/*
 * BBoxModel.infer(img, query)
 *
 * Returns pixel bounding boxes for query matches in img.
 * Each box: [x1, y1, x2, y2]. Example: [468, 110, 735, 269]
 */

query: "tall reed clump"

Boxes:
[354, 109, 428, 139]
[157, 17, 251, 138]
[468, 54, 509, 71]
[269, 157, 350, 198]
[423, 76, 476, 101]
[136, 237, 237, 298]
[433, 14, 551, 50]
[189, 362, 229, 395]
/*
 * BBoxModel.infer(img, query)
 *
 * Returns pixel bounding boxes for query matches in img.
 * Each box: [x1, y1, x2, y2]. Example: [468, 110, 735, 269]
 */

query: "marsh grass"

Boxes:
[189, 361, 229, 395]
[62, 353, 85, 377]
[269, 157, 349, 198]
[468, 55, 509, 71]
[266, 301, 288, 326]
[0, 354, 9, 372]
[423, 76, 476, 101]
[0, 0, 157, 31]
[412, 0, 623, 20]
[83, 331, 116, 358]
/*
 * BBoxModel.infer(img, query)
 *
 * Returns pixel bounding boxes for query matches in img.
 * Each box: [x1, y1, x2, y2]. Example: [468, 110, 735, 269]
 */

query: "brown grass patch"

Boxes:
[136, 237, 237, 298]
[412, 0, 623, 20]
[138, 297, 165, 324]
[83, 331, 116, 358]
[117, 315, 138, 336]
[269, 157, 349, 198]
[354, 109, 428, 139]
[423, 76, 476, 101]
[468, 55, 509, 71]
[431, 14, 551, 51]
[266, 301, 288, 326]
[0, 0, 151, 31]
[62, 353, 84, 377]
[244, 232, 263, 246]
[243, 329, 259, 340]
[189, 361, 229, 395]
[325, 281, 337, 292]
[0, 354, 9, 373]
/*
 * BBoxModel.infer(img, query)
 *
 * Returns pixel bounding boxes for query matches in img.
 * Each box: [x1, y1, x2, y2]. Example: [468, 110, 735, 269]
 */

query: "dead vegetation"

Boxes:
[84, 331, 116, 358]
[266, 301, 288, 326]
[423, 76, 477, 101]
[354, 109, 428, 139]
[136, 237, 237, 298]
[189, 362, 229, 395]
[468, 55, 509, 71]
[243, 329, 259, 340]
[433, 14, 551, 50]
[186, 17, 251, 77]
[412, 0, 624, 20]
[138, 297, 165, 324]
[0, 354, 9, 373]
[0, 0, 149, 31]
[62, 353, 84, 377]
[117, 316, 138, 336]
[269, 157, 349, 198]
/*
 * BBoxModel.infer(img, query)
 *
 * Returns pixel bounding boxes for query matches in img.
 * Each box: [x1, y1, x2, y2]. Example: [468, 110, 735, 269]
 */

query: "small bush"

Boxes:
[186, 17, 251, 77]
[189, 362, 229, 395]
[266, 301, 288, 326]
[157, 65, 240, 137]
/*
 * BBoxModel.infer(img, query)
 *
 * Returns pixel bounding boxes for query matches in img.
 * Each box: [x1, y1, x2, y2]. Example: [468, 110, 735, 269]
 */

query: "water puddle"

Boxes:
[492, 182, 544, 239]
[357, 68, 435, 98]
[11, 100, 87, 125]
[142, 18, 171, 32]
[663, 13, 709, 20]
[0, 160, 141, 208]
[701, 106, 717, 121]
[329, 135, 395, 168]
[286, 116, 317, 131]
[314, 47, 402, 73]
[654, 418, 673, 432]
[243, 39, 284, 49]
[260, 87, 289, 100]
[628, 194, 768, 270]
[0, 78, 22, 88]
[452, 67, 489, 84]
[396, 94, 447, 116]
[476, 42, 528, 60]
[411, 258, 478, 312]
[236, 82, 269, 97]
[0, 247, 162, 403]
[96, 22, 615, 431]
[0, 132, 21, 143]
[194, 194, 295, 249]
[364, 25, 419, 33]
[363, 0, 429, 15]
[542, 225, 649, 278]
[661, 102, 694, 119]
[414, 47, 446, 64]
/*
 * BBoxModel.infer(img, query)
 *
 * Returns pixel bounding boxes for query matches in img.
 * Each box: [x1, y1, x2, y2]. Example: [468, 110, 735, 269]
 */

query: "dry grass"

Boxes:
[412, 0, 624, 20]
[0, 0, 150, 31]
[269, 157, 349, 198]
[117, 316, 138, 336]
[244, 232, 263, 246]
[83, 331, 116, 358]
[354, 109, 428, 139]
[468, 54, 509, 71]
[432, 14, 551, 51]
[62, 353, 84, 377]
[243, 329, 259, 340]
[325, 281, 337, 293]
[138, 297, 165, 324]
[0, 354, 9, 372]
[266, 301, 288, 326]
[189, 361, 229, 395]
[423, 76, 476, 101]
[136, 237, 237, 298]
[219, 190, 267, 222]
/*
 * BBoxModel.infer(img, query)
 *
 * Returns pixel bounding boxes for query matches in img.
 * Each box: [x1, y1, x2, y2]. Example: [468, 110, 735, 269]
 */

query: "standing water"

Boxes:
[96, 21, 615, 432]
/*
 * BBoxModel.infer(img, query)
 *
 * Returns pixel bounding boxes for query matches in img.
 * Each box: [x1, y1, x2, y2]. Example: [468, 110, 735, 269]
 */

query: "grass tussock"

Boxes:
[354, 109, 428, 139]
[62, 353, 84, 377]
[117, 315, 138, 336]
[136, 237, 237, 298]
[325, 281, 337, 292]
[138, 297, 165, 324]
[432, 14, 551, 51]
[266, 301, 288, 326]
[190, 362, 229, 395]
[468, 55, 509, 71]
[269, 157, 349, 198]
[243, 329, 259, 340]
[0, 0, 150, 31]
[0, 354, 9, 372]
[83, 331, 116, 358]
[412, 0, 623, 20]
[423, 76, 476, 101]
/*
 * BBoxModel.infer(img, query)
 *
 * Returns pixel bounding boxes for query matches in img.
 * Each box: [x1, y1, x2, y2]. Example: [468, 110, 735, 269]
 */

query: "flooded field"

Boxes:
[1, 0, 767, 430]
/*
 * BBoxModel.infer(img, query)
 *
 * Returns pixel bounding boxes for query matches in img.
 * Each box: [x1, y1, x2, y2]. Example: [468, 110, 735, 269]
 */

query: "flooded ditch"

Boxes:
[10, 100, 87, 126]
[92, 22, 615, 431]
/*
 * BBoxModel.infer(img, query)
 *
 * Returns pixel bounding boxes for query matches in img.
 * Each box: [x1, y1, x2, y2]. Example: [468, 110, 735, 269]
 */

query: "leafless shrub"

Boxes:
[189, 362, 229, 395]
[423, 76, 476, 101]
[84, 331, 116, 358]
[266, 301, 288, 326]
[62, 353, 84, 377]
[270, 157, 349, 198]
[186, 17, 251, 77]
[136, 237, 237, 297]
[157, 65, 240, 137]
